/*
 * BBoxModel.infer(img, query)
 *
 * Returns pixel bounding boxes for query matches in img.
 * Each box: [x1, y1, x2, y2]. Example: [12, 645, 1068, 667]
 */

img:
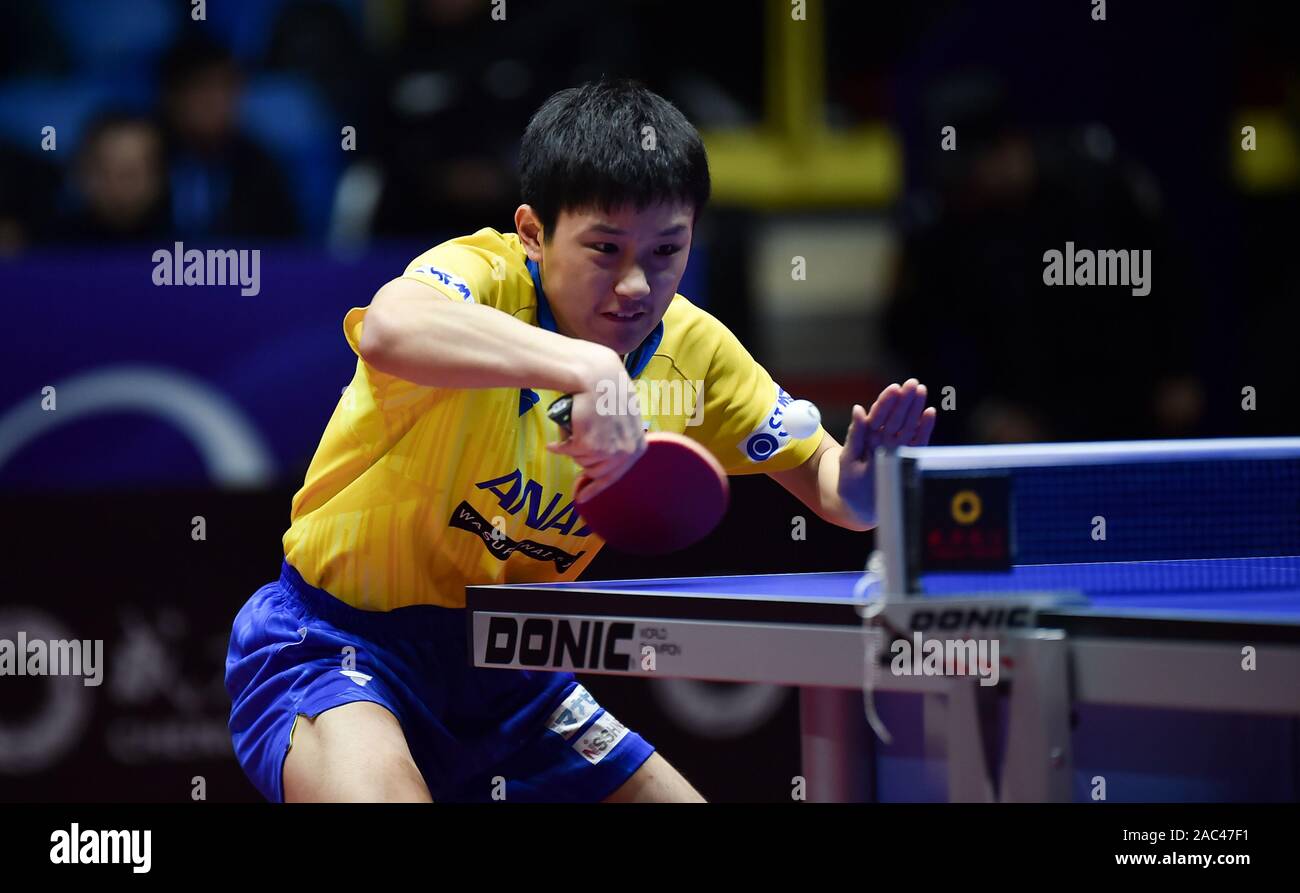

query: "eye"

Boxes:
[654, 244, 683, 256]
[589, 242, 618, 254]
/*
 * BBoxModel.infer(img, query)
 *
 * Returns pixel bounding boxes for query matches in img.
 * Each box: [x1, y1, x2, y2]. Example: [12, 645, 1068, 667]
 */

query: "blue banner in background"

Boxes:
[0, 240, 707, 489]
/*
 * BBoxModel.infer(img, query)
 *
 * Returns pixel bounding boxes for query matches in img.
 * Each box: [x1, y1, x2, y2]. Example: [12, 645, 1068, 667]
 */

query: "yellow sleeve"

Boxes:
[399, 231, 512, 309]
[337, 234, 512, 430]
[337, 306, 446, 444]
[688, 315, 826, 475]
[342, 230, 512, 361]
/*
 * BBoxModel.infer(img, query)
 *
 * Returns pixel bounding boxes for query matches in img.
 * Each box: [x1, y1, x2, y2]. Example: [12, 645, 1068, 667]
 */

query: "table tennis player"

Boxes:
[224, 79, 937, 804]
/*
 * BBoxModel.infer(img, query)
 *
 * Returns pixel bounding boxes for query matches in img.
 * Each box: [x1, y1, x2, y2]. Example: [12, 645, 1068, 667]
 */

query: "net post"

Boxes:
[874, 445, 908, 597]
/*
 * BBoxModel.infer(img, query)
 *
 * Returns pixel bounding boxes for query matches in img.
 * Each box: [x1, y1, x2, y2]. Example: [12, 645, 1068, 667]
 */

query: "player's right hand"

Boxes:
[547, 349, 646, 501]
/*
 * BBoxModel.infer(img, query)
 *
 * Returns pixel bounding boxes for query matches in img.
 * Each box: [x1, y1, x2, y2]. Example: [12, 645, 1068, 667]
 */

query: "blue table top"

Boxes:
[535, 557, 1300, 623]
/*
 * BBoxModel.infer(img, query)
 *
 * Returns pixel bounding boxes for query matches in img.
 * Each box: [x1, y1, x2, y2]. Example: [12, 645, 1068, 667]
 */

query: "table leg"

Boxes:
[925, 632, 1074, 802]
[798, 687, 874, 802]
[1000, 630, 1073, 802]
[941, 683, 998, 802]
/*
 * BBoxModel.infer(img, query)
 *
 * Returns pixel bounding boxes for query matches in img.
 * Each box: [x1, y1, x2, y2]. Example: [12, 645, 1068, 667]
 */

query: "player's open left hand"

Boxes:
[838, 378, 937, 525]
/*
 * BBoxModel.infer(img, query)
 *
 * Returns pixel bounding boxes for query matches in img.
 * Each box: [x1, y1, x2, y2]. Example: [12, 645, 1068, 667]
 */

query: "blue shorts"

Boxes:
[225, 561, 654, 802]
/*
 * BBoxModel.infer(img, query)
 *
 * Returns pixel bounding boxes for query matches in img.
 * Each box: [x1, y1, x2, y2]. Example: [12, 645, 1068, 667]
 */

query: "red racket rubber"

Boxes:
[574, 432, 729, 554]
[547, 395, 730, 554]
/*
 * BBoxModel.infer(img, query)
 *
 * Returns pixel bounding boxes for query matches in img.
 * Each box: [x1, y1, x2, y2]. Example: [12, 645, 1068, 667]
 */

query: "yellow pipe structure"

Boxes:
[703, 0, 901, 209]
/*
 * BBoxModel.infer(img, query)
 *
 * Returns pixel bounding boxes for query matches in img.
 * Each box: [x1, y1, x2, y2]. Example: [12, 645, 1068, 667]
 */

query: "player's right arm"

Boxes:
[358, 277, 644, 482]
[359, 276, 611, 393]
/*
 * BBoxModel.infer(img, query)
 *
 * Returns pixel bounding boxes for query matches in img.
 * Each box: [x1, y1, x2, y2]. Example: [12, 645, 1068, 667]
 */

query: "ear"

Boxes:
[514, 204, 544, 261]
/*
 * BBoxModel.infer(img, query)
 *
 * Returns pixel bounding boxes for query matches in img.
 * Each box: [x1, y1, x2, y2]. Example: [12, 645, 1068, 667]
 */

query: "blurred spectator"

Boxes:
[884, 76, 1207, 443]
[53, 112, 169, 243]
[159, 35, 299, 239]
[367, 0, 651, 238]
[267, 0, 370, 123]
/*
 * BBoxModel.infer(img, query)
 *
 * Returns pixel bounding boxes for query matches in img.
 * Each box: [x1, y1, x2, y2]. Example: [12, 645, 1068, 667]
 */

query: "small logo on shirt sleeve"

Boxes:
[737, 384, 796, 463]
[411, 265, 475, 302]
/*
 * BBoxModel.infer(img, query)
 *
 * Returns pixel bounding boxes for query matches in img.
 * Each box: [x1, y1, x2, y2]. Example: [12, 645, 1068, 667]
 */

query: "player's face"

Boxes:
[536, 203, 694, 354]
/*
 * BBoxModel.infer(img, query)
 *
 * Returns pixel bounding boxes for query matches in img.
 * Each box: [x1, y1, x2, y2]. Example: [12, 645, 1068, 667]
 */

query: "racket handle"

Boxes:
[547, 394, 575, 436]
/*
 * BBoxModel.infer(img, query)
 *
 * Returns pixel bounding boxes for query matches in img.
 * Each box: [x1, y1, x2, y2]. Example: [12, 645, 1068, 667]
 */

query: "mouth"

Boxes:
[600, 309, 646, 324]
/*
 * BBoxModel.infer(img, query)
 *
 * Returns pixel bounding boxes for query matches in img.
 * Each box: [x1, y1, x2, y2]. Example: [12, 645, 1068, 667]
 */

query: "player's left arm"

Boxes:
[769, 379, 936, 530]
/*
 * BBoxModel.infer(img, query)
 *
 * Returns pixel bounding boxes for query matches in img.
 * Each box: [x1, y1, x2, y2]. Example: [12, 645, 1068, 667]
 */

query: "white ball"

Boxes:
[783, 399, 821, 439]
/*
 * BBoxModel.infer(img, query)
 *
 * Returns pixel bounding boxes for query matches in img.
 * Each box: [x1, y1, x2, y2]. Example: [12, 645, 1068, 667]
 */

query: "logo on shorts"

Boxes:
[736, 384, 796, 463]
[545, 685, 599, 740]
[339, 669, 373, 687]
[412, 265, 474, 302]
[572, 712, 628, 765]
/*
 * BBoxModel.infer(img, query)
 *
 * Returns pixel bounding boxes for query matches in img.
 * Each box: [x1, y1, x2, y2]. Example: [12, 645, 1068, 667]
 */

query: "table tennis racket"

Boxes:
[547, 394, 729, 554]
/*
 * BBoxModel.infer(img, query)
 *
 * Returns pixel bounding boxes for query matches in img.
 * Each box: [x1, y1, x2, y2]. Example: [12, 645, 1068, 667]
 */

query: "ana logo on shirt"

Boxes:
[474, 469, 590, 537]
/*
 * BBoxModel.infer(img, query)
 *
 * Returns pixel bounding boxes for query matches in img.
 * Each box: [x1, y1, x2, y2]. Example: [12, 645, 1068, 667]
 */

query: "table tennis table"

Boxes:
[466, 439, 1300, 802]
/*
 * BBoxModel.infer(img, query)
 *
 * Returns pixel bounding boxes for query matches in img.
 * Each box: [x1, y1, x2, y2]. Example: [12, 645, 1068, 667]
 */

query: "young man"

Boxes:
[225, 80, 936, 803]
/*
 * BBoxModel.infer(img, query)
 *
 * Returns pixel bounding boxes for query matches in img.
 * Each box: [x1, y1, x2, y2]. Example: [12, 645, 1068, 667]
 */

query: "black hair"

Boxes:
[519, 79, 710, 237]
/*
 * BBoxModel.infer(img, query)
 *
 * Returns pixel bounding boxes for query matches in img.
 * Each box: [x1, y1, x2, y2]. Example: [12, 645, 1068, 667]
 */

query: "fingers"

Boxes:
[549, 424, 645, 503]
[879, 379, 922, 436]
[864, 383, 901, 430]
[574, 453, 638, 503]
[548, 439, 604, 463]
[910, 407, 937, 446]
[547, 431, 645, 466]
[894, 382, 927, 438]
[575, 473, 614, 503]
[575, 452, 634, 481]
[863, 379, 935, 449]
[844, 403, 871, 462]
[866, 380, 922, 436]
[867, 380, 918, 432]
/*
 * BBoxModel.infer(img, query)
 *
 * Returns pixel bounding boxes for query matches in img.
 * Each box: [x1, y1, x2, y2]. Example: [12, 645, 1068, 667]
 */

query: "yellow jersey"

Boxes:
[282, 228, 825, 610]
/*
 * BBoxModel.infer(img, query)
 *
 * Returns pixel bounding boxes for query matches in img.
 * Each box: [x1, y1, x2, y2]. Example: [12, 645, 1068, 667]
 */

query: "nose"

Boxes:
[613, 264, 651, 299]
